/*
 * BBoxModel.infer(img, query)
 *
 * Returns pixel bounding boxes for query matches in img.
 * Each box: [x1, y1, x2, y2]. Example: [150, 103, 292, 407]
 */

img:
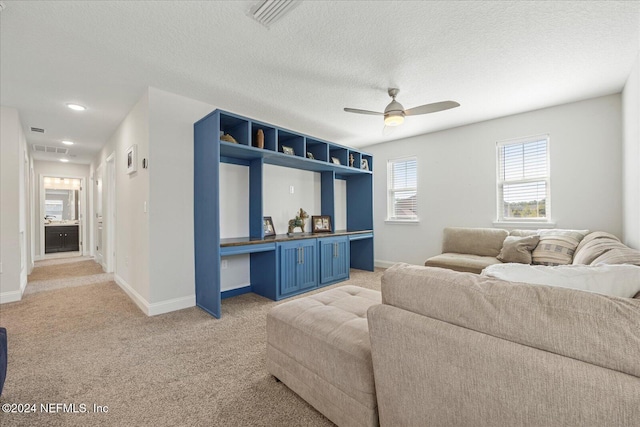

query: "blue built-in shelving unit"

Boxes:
[194, 110, 374, 318]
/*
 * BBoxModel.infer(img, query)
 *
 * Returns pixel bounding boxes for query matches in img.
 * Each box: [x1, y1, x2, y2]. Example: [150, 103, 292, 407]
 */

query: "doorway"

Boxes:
[94, 154, 116, 273]
[40, 175, 86, 259]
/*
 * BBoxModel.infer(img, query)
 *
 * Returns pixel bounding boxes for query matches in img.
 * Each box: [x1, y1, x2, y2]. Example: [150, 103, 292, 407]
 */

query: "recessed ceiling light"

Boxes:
[61, 140, 74, 145]
[66, 103, 86, 111]
[59, 159, 69, 163]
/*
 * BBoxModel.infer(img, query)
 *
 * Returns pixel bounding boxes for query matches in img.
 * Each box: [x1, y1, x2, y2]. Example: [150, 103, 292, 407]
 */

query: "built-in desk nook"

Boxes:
[195, 110, 374, 318]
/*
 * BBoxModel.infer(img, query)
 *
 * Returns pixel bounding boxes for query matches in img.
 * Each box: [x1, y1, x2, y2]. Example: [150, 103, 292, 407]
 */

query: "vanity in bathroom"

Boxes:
[45, 224, 79, 253]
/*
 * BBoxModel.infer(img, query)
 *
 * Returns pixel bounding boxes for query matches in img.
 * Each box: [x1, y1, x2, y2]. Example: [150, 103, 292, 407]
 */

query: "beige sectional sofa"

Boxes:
[425, 226, 640, 274]
[267, 263, 640, 426]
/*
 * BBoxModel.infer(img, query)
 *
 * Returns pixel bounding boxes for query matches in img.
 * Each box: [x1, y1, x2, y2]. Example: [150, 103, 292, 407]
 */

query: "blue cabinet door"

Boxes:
[319, 236, 350, 285]
[278, 240, 317, 297]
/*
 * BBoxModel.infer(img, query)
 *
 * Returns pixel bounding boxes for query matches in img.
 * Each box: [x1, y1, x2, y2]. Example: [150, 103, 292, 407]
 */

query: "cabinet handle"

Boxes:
[297, 247, 301, 264]
[65, 234, 68, 236]
[300, 247, 304, 264]
[59, 234, 63, 237]
[333, 242, 338, 258]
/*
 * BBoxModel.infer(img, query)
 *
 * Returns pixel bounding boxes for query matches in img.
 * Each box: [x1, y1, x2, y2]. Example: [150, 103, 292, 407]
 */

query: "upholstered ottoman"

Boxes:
[266, 285, 381, 427]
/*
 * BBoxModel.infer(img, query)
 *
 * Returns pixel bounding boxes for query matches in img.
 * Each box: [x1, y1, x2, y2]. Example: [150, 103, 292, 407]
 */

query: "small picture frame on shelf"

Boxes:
[306, 152, 315, 160]
[282, 145, 295, 156]
[311, 215, 332, 233]
[331, 157, 341, 165]
[263, 216, 276, 237]
[126, 144, 137, 174]
[361, 158, 370, 171]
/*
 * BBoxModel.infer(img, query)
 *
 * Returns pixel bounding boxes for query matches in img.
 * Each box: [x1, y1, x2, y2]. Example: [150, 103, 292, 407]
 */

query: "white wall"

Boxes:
[92, 90, 151, 307]
[33, 160, 90, 258]
[0, 106, 29, 303]
[367, 94, 623, 266]
[622, 51, 640, 249]
[146, 88, 215, 308]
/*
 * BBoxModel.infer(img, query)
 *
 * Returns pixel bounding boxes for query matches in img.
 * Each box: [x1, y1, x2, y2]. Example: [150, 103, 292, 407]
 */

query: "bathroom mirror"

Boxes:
[44, 189, 79, 221]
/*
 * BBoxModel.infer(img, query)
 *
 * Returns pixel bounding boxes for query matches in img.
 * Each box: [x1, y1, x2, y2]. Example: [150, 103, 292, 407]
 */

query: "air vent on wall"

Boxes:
[249, 0, 300, 28]
[32, 144, 68, 154]
[30, 127, 45, 133]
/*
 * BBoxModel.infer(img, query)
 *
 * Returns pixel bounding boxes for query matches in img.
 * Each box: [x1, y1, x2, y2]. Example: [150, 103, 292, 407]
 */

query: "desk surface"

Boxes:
[220, 230, 373, 247]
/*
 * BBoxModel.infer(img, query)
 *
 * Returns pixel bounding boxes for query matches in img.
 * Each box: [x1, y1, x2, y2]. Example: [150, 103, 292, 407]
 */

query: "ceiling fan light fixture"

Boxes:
[384, 112, 404, 127]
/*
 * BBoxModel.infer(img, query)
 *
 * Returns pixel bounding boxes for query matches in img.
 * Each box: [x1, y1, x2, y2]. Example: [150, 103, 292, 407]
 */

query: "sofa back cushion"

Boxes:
[442, 227, 508, 257]
[532, 229, 589, 266]
[382, 263, 640, 378]
[572, 231, 621, 265]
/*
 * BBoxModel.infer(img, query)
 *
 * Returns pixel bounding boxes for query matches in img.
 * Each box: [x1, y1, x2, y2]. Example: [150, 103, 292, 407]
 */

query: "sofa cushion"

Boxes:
[424, 253, 502, 274]
[266, 285, 381, 427]
[482, 263, 640, 298]
[509, 229, 539, 237]
[532, 229, 589, 266]
[591, 247, 640, 266]
[497, 235, 540, 264]
[382, 263, 640, 378]
[572, 232, 621, 265]
[441, 227, 508, 257]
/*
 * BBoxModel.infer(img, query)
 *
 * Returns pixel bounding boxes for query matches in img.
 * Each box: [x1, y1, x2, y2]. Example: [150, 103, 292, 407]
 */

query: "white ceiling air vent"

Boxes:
[30, 127, 45, 133]
[32, 145, 69, 155]
[249, 0, 300, 28]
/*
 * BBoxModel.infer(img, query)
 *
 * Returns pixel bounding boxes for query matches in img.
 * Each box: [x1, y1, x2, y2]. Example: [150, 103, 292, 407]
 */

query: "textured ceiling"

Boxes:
[1, 1, 639, 164]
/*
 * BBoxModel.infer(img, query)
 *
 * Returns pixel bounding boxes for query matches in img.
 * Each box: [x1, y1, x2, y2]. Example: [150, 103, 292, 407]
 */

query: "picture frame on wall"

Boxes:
[126, 145, 137, 174]
[263, 216, 276, 237]
[311, 215, 332, 233]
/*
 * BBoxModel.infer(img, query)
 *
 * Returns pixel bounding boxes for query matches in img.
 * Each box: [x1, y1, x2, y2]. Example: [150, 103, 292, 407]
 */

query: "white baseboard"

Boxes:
[0, 289, 23, 304]
[114, 273, 195, 316]
[375, 259, 400, 269]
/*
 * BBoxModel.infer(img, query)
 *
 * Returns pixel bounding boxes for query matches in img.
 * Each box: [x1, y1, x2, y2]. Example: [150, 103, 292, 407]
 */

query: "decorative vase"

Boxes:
[349, 154, 354, 167]
[255, 129, 264, 149]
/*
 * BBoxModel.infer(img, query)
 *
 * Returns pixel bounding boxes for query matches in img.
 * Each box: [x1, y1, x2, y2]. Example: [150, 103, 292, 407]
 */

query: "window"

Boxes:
[496, 135, 550, 222]
[387, 157, 418, 221]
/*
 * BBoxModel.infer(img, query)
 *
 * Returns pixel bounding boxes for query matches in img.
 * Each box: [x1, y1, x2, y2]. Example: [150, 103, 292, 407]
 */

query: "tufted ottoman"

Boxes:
[267, 285, 381, 427]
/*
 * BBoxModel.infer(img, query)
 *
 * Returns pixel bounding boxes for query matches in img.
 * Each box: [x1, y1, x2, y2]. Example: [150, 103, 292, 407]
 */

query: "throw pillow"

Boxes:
[497, 235, 540, 264]
[532, 229, 589, 266]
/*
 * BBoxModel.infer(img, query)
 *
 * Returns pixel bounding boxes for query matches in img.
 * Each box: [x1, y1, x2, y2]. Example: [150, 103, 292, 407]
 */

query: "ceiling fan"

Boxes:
[344, 88, 460, 127]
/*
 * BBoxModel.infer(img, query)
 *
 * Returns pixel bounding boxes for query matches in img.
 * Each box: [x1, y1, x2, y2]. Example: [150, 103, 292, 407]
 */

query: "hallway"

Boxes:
[26, 257, 113, 296]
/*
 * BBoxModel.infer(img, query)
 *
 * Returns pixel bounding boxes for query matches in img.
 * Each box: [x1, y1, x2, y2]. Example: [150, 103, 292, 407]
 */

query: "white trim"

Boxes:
[0, 276, 26, 304]
[114, 273, 148, 314]
[492, 220, 556, 229]
[147, 295, 195, 316]
[0, 289, 23, 304]
[384, 219, 420, 224]
[375, 259, 399, 268]
[114, 273, 195, 316]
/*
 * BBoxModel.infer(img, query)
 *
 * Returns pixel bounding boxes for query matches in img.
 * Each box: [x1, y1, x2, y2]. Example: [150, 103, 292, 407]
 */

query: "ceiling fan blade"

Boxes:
[344, 107, 384, 116]
[404, 101, 460, 116]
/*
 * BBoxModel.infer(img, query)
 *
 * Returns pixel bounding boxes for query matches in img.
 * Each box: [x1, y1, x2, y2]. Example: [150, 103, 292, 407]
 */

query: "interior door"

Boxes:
[95, 164, 104, 265]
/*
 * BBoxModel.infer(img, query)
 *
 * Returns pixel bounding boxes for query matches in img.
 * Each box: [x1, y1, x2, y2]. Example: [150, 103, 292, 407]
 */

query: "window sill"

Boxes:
[492, 220, 556, 229]
[385, 218, 420, 224]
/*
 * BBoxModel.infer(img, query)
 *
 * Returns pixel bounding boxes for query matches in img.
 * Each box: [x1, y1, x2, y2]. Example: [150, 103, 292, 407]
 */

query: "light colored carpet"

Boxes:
[0, 268, 384, 426]
[26, 258, 113, 295]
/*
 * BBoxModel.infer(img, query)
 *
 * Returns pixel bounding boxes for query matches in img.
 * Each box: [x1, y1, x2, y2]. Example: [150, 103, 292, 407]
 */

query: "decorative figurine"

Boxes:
[349, 153, 354, 167]
[255, 129, 264, 148]
[220, 133, 237, 143]
[287, 208, 309, 235]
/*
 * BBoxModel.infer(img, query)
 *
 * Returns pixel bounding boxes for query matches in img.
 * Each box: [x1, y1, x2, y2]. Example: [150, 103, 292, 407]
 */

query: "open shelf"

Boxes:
[220, 112, 250, 146]
[250, 121, 277, 151]
[306, 138, 329, 162]
[329, 145, 348, 167]
[277, 130, 305, 158]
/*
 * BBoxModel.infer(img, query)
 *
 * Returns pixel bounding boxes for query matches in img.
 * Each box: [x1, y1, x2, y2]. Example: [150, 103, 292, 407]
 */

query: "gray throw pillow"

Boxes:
[497, 235, 540, 264]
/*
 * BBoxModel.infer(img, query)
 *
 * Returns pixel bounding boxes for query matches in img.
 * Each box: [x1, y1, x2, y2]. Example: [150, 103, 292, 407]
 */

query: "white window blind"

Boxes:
[387, 157, 418, 221]
[496, 136, 550, 221]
